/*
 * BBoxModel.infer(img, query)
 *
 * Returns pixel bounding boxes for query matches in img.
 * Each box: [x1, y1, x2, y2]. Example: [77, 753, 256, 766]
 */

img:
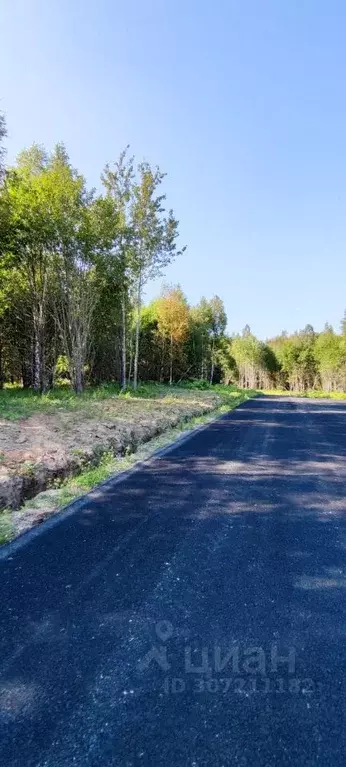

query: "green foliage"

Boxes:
[314, 329, 344, 391]
[231, 330, 276, 389]
[0, 383, 121, 420]
[1, 125, 346, 398]
[0, 512, 13, 544]
[267, 323, 346, 392]
[178, 379, 212, 390]
[0, 140, 185, 394]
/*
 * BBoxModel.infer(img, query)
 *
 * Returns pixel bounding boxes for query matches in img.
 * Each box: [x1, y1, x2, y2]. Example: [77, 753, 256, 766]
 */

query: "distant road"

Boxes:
[1, 396, 346, 766]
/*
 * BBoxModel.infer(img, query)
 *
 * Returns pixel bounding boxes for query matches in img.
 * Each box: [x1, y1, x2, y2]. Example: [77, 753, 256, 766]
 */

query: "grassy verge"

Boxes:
[0, 382, 138, 421]
[262, 389, 346, 399]
[0, 381, 251, 419]
[0, 512, 13, 545]
[0, 383, 256, 544]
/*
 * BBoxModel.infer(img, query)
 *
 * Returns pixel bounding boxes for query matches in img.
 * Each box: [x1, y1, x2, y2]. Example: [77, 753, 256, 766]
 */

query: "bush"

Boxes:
[177, 379, 211, 390]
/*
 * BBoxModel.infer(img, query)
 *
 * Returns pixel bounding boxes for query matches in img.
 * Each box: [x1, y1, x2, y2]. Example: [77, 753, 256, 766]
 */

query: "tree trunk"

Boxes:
[41, 343, 48, 393]
[210, 335, 215, 385]
[74, 364, 83, 394]
[133, 307, 140, 390]
[192, 333, 196, 377]
[33, 299, 47, 393]
[160, 339, 165, 383]
[121, 292, 127, 391]
[33, 330, 41, 392]
[169, 333, 173, 386]
[0, 339, 3, 390]
[133, 278, 141, 391]
[128, 331, 133, 386]
[74, 351, 83, 394]
[22, 361, 32, 389]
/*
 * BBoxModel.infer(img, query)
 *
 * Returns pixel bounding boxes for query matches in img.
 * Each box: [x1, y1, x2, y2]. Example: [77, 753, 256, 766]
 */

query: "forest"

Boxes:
[1, 113, 346, 396]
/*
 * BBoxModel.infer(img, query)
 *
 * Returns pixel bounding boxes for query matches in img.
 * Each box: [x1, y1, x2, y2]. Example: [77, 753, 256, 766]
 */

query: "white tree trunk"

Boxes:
[33, 306, 42, 392]
[169, 333, 173, 385]
[121, 292, 127, 391]
[210, 335, 215, 385]
[133, 277, 142, 391]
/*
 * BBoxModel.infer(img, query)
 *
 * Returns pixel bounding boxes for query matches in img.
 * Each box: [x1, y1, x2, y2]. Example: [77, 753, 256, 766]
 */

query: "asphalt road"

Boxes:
[1, 395, 346, 766]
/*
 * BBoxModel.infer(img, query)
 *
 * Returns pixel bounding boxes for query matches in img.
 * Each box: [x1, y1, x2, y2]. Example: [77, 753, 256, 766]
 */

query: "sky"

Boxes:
[1, 0, 346, 338]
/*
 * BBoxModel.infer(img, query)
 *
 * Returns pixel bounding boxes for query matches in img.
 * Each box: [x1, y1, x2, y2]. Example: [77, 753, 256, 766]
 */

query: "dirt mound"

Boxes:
[0, 393, 219, 511]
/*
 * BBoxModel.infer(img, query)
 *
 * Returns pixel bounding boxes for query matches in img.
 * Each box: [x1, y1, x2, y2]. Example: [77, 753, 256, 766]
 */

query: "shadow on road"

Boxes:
[1, 397, 346, 765]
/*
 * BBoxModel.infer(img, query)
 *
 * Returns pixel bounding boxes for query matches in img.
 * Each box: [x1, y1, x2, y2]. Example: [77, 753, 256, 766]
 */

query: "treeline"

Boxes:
[229, 321, 346, 392]
[135, 312, 346, 393]
[0, 118, 185, 392]
[0, 120, 228, 393]
[1, 116, 346, 394]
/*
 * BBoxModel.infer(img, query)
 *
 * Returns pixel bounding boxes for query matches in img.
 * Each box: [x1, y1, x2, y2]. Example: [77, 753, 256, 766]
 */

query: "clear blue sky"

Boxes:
[1, 0, 346, 338]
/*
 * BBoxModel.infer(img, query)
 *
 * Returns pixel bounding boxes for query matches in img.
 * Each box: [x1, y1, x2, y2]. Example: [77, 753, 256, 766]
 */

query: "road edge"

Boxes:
[0, 398, 259, 561]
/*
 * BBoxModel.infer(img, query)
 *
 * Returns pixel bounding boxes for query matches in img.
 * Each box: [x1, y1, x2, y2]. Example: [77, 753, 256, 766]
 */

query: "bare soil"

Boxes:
[0, 389, 224, 512]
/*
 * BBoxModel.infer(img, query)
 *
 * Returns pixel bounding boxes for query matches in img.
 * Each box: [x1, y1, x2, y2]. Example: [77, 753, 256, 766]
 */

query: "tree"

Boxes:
[4, 145, 56, 390]
[258, 343, 280, 388]
[314, 328, 343, 391]
[208, 296, 227, 384]
[0, 261, 32, 389]
[0, 137, 187, 393]
[49, 146, 99, 393]
[4, 143, 102, 394]
[341, 310, 346, 336]
[130, 162, 185, 389]
[156, 285, 189, 384]
[137, 300, 162, 382]
[0, 114, 10, 387]
[268, 328, 317, 392]
[232, 331, 263, 388]
[100, 148, 134, 390]
[190, 298, 212, 380]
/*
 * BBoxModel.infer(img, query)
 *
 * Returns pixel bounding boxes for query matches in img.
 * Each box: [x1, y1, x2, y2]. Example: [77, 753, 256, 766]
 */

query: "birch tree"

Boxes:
[49, 146, 98, 393]
[5, 145, 55, 390]
[100, 148, 134, 389]
[130, 162, 185, 389]
[208, 295, 227, 384]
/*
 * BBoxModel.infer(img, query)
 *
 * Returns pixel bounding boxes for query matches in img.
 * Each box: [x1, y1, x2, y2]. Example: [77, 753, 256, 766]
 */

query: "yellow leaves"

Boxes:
[156, 285, 189, 344]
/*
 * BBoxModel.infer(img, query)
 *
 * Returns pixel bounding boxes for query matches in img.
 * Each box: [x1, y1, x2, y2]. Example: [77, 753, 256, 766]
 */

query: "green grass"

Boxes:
[0, 383, 124, 421]
[262, 388, 346, 399]
[0, 512, 14, 544]
[0, 380, 256, 421]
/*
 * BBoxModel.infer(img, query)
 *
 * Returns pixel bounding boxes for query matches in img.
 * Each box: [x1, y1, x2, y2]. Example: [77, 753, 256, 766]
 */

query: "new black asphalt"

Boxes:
[1, 395, 346, 766]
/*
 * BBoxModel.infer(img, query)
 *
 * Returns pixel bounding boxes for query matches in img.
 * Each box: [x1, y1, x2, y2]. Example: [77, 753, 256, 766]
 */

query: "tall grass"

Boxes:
[0, 381, 256, 421]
